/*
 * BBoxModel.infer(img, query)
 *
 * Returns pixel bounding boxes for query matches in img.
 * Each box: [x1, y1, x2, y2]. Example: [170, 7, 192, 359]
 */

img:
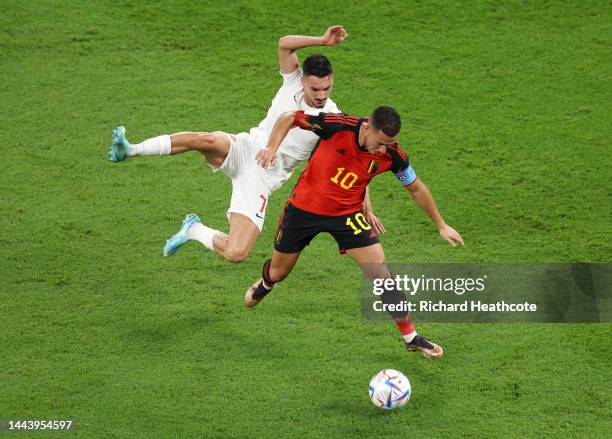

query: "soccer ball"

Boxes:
[368, 369, 411, 410]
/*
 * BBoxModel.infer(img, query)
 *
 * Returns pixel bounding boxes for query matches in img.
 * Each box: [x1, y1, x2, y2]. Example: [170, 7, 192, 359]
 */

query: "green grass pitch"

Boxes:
[1, 0, 610, 437]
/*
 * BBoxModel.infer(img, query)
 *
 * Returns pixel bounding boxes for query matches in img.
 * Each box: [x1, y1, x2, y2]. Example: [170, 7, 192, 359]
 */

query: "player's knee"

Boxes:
[224, 245, 251, 263]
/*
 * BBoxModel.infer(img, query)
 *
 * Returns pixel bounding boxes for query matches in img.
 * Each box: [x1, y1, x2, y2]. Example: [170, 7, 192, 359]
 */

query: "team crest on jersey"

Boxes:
[367, 160, 380, 174]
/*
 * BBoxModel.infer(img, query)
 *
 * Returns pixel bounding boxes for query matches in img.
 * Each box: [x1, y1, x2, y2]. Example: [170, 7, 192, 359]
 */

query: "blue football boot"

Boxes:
[163, 214, 201, 256]
[108, 126, 131, 162]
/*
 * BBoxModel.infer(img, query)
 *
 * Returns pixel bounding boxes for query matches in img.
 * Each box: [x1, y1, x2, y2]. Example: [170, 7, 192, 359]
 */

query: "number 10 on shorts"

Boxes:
[346, 213, 371, 235]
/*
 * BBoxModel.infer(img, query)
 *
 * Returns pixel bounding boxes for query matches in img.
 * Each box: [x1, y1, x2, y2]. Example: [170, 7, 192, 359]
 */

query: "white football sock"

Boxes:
[127, 134, 171, 157]
[187, 222, 219, 252]
[403, 331, 417, 344]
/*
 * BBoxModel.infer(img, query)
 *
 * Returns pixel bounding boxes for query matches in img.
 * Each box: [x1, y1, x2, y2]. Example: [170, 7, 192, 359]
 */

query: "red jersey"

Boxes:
[289, 112, 416, 216]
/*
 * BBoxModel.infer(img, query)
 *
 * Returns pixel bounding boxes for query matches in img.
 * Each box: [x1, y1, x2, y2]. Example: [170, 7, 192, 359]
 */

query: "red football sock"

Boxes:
[395, 320, 417, 343]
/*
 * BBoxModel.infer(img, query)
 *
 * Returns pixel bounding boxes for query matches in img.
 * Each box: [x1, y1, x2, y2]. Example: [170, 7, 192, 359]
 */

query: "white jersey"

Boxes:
[249, 68, 340, 192]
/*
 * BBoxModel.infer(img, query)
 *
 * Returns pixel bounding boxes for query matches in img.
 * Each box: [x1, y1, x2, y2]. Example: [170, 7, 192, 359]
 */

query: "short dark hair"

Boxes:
[370, 106, 401, 137]
[303, 54, 333, 78]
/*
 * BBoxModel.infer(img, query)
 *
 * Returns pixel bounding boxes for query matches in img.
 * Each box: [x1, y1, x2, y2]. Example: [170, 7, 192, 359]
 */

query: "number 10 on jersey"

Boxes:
[331, 167, 358, 189]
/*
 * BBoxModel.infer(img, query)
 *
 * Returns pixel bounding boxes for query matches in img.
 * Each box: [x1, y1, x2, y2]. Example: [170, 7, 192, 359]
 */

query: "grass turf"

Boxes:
[1, 0, 610, 437]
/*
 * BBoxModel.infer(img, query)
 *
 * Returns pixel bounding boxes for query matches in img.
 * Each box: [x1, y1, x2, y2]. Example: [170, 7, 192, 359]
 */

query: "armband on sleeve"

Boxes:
[394, 164, 417, 186]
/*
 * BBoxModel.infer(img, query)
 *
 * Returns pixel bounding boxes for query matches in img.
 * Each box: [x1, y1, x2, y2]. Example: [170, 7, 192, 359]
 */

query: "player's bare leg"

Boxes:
[344, 243, 390, 280]
[164, 212, 261, 263]
[212, 213, 260, 263]
[346, 244, 443, 360]
[169, 131, 230, 167]
[268, 250, 301, 281]
[245, 250, 301, 307]
[109, 128, 230, 166]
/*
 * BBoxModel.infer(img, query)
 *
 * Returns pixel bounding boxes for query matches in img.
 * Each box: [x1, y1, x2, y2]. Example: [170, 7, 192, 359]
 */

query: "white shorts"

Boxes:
[214, 132, 271, 231]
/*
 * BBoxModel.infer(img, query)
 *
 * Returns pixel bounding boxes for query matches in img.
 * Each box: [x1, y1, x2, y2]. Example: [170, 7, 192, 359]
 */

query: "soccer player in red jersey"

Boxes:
[246, 106, 465, 359]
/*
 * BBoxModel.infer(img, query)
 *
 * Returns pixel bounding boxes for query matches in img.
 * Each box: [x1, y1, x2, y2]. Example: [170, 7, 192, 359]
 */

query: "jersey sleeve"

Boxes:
[280, 68, 302, 86]
[293, 111, 360, 139]
[387, 145, 417, 186]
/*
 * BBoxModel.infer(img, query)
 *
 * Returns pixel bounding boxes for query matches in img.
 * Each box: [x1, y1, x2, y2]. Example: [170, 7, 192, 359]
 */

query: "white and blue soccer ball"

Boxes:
[368, 369, 411, 410]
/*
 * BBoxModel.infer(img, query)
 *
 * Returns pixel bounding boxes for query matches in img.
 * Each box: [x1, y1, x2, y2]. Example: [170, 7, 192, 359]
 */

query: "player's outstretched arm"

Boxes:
[278, 25, 348, 74]
[255, 111, 297, 167]
[405, 178, 465, 248]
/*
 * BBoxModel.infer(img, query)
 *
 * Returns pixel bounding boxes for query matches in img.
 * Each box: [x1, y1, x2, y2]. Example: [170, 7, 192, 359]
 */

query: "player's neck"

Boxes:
[358, 124, 366, 148]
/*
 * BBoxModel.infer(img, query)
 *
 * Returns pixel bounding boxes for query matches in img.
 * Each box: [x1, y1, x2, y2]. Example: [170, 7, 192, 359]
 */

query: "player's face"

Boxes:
[364, 127, 397, 154]
[302, 74, 334, 108]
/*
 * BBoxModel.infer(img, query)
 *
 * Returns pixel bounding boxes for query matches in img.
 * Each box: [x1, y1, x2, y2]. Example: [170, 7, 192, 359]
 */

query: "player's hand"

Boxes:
[321, 25, 348, 46]
[366, 212, 386, 235]
[439, 224, 465, 248]
[256, 149, 277, 168]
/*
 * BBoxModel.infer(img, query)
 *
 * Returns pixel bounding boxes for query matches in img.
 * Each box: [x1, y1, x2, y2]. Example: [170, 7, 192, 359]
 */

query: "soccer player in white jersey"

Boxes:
[108, 26, 382, 263]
